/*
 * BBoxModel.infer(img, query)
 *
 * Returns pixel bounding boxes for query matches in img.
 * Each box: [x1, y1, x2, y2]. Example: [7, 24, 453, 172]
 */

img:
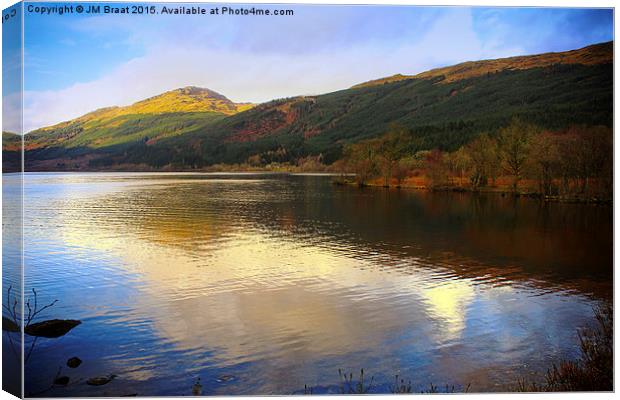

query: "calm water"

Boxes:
[4, 173, 613, 396]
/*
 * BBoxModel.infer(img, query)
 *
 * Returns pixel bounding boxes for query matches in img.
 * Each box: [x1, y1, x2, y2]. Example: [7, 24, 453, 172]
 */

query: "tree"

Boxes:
[424, 149, 450, 188]
[528, 132, 561, 196]
[449, 147, 472, 187]
[577, 126, 612, 197]
[343, 141, 378, 185]
[393, 156, 415, 187]
[376, 124, 410, 186]
[498, 118, 537, 192]
[463, 133, 499, 190]
[558, 125, 612, 198]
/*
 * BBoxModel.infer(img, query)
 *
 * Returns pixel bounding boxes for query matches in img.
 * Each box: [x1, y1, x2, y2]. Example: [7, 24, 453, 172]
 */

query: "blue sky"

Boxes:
[3, 2, 22, 133]
[15, 3, 614, 132]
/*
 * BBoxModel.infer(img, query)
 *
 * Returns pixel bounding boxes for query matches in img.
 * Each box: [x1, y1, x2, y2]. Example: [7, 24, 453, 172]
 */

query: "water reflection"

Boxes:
[20, 173, 611, 396]
[2, 173, 23, 397]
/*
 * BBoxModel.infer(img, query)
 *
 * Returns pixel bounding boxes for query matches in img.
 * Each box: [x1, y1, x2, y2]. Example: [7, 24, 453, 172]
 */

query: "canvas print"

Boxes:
[1, 1, 614, 397]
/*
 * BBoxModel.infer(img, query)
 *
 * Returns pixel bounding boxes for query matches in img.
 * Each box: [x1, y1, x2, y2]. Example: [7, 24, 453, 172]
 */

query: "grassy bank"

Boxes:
[333, 174, 612, 204]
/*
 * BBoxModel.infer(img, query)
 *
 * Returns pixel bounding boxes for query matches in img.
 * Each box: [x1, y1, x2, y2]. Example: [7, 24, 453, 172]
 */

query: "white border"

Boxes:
[0, 1, 616, 400]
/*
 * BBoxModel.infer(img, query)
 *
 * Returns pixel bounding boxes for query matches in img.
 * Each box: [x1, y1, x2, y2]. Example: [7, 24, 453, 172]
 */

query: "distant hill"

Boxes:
[2, 131, 21, 172]
[16, 41, 613, 171]
[24, 87, 252, 152]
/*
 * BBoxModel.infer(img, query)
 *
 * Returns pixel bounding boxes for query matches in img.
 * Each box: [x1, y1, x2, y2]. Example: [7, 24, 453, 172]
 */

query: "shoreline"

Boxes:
[4, 169, 612, 205]
[332, 179, 613, 205]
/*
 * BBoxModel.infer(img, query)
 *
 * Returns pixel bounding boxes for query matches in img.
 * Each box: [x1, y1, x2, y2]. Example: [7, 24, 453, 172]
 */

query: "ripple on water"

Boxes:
[15, 173, 611, 396]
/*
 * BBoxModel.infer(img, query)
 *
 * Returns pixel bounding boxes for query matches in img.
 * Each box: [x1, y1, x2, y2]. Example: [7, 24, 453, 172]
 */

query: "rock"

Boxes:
[67, 357, 82, 368]
[192, 378, 202, 396]
[87, 375, 116, 386]
[54, 376, 70, 386]
[216, 375, 235, 383]
[2, 317, 19, 332]
[24, 319, 81, 338]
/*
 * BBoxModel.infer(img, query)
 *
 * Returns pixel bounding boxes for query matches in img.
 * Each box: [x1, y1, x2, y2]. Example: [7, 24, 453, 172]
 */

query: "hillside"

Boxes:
[2, 132, 21, 172]
[24, 87, 252, 151]
[18, 41, 613, 171]
[352, 41, 613, 88]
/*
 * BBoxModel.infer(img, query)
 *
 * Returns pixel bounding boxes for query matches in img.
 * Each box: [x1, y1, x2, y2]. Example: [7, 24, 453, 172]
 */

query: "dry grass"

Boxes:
[518, 304, 612, 392]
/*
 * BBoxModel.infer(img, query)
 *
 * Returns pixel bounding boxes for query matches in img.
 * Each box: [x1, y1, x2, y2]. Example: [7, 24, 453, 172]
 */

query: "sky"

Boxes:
[8, 3, 615, 132]
[3, 2, 22, 134]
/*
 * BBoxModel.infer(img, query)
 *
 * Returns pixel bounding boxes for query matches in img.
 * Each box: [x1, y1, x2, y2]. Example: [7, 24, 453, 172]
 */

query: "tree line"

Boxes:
[339, 118, 612, 201]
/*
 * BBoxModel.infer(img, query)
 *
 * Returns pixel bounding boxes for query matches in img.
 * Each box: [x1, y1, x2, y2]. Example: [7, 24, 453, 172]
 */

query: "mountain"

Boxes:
[114, 86, 253, 115]
[17, 41, 613, 171]
[24, 86, 252, 150]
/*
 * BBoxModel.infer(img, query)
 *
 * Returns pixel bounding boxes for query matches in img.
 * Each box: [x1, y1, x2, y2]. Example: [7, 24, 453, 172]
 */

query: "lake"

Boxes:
[4, 172, 613, 395]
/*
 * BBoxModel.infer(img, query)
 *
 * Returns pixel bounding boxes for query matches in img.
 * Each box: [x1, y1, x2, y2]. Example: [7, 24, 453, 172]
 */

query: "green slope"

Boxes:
[24, 86, 252, 149]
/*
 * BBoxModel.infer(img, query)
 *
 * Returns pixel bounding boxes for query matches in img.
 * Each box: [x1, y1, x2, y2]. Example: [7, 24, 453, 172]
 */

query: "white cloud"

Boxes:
[3, 92, 22, 134]
[23, 8, 523, 133]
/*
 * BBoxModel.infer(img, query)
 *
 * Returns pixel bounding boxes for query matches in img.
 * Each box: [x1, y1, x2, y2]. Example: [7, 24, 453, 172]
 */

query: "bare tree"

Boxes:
[498, 118, 537, 192]
[528, 132, 561, 196]
[424, 149, 450, 188]
[464, 134, 499, 190]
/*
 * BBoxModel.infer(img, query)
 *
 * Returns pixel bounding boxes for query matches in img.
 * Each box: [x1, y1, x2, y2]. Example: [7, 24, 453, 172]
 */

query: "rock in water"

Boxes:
[192, 378, 202, 396]
[87, 375, 117, 386]
[25, 319, 81, 338]
[54, 376, 70, 386]
[67, 357, 82, 368]
[2, 317, 19, 332]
